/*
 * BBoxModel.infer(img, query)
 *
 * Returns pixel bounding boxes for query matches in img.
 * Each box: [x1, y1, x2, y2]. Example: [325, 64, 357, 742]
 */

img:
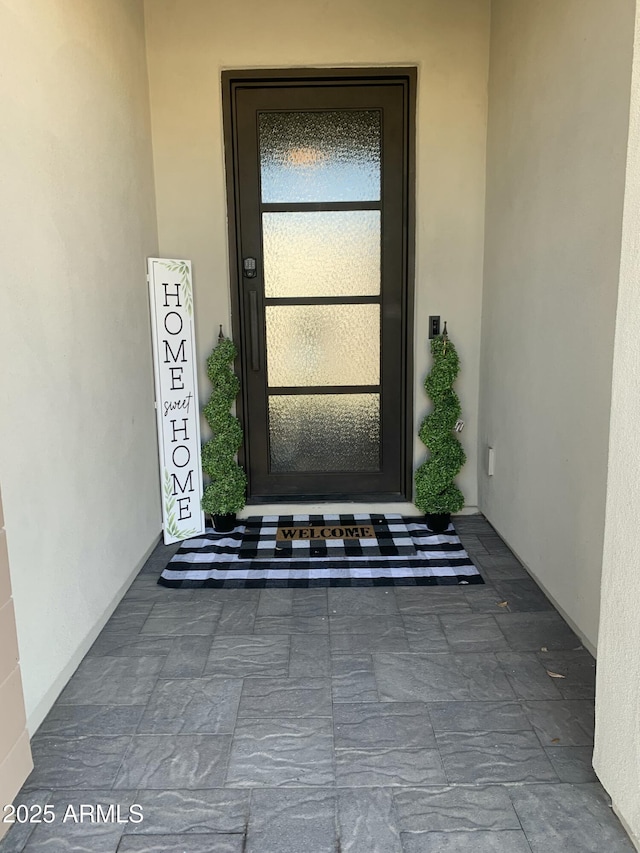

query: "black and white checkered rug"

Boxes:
[158, 514, 483, 588]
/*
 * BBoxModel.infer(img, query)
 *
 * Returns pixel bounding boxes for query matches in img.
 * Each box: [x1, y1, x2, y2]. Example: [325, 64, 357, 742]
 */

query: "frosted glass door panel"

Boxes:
[269, 394, 380, 472]
[259, 110, 381, 203]
[263, 211, 380, 298]
[266, 304, 380, 387]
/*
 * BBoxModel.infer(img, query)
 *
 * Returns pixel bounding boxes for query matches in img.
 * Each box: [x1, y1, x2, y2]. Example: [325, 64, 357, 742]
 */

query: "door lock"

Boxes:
[243, 257, 257, 278]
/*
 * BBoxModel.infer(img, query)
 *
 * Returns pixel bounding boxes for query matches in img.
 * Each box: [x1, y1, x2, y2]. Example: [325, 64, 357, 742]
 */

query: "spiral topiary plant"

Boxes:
[201, 329, 246, 519]
[415, 325, 466, 520]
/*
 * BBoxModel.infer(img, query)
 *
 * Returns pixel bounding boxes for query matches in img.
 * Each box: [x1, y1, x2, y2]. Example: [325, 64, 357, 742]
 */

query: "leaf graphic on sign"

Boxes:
[164, 470, 172, 498]
[160, 260, 193, 316]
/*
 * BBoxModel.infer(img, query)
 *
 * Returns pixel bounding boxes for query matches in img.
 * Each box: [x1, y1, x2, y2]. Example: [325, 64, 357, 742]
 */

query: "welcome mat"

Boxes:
[158, 514, 483, 588]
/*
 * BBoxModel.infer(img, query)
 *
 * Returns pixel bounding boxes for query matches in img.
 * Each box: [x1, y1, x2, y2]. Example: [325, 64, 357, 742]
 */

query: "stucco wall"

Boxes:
[479, 0, 634, 650]
[0, 0, 160, 730]
[143, 0, 491, 508]
[594, 5, 640, 846]
[0, 487, 32, 841]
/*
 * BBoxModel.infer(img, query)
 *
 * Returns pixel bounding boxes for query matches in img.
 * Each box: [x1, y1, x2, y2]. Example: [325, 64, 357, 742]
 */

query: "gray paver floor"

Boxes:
[1, 515, 633, 852]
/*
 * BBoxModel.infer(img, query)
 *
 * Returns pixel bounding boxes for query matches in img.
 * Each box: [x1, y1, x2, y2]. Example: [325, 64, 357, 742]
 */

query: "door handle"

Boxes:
[249, 290, 260, 372]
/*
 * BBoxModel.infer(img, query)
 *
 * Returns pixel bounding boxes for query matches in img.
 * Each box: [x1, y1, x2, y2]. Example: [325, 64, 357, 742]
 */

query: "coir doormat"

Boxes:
[158, 514, 483, 588]
[241, 515, 418, 560]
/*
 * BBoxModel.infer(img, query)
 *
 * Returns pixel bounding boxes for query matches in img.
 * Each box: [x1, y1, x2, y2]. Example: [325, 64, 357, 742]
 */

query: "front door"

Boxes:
[223, 70, 414, 501]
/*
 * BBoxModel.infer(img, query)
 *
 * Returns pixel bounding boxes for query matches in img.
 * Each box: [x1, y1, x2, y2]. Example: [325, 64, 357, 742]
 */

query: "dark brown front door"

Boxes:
[223, 70, 415, 501]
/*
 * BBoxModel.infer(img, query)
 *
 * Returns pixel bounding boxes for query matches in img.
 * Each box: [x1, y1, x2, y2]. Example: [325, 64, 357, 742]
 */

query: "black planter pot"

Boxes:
[425, 512, 451, 533]
[212, 513, 237, 533]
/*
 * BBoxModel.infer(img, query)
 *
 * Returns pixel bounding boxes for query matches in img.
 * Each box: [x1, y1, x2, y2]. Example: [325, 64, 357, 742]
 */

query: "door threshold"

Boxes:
[239, 502, 480, 518]
[240, 501, 418, 517]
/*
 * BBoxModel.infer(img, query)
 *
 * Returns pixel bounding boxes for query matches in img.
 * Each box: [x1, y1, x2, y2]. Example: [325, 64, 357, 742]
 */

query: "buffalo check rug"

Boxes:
[158, 514, 483, 588]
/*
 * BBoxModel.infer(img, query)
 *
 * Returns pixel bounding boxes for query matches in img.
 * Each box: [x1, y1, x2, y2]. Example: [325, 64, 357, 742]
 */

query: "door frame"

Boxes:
[221, 67, 417, 503]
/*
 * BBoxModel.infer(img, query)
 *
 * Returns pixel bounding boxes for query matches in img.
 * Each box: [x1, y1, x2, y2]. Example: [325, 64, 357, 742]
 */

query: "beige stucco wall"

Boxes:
[0, 0, 161, 730]
[0, 488, 32, 841]
[143, 0, 491, 508]
[479, 0, 635, 650]
[594, 5, 640, 846]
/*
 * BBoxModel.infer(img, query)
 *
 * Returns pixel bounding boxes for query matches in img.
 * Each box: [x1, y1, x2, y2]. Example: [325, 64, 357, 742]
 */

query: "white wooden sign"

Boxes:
[148, 258, 205, 544]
